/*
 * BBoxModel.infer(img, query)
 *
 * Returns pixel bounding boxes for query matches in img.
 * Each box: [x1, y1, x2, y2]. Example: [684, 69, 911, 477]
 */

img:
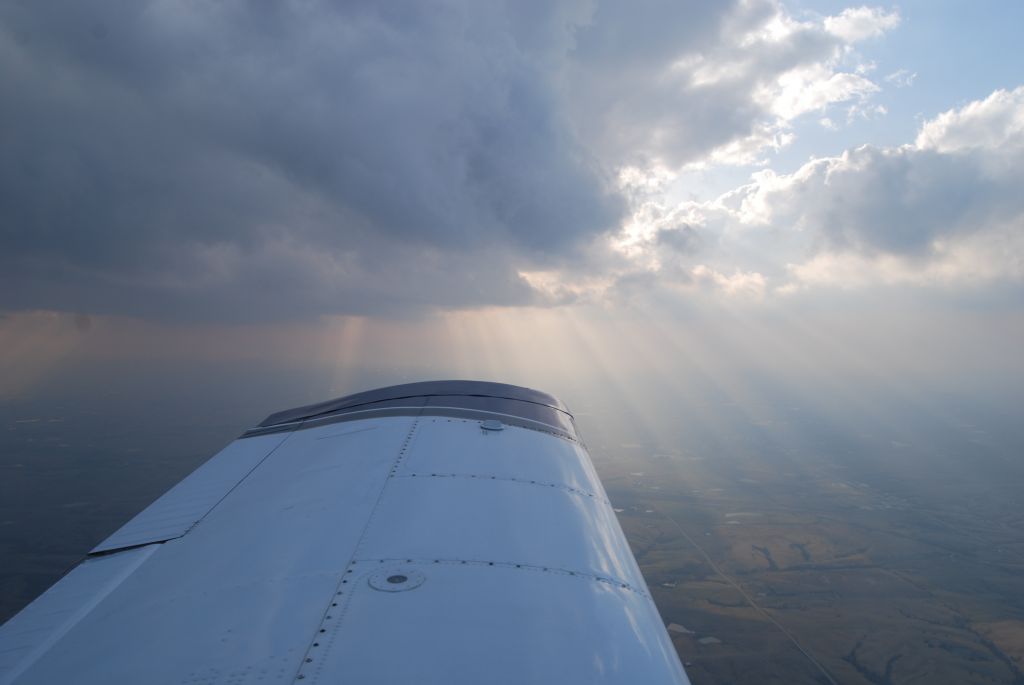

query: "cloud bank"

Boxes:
[1, 1, 627, 318]
[6, 1, 1015, 320]
[581, 86, 1024, 303]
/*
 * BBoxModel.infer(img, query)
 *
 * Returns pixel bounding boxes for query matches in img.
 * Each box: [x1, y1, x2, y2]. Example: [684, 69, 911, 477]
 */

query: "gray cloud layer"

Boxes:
[1, 1, 626, 319]
[0, 1, 903, 319]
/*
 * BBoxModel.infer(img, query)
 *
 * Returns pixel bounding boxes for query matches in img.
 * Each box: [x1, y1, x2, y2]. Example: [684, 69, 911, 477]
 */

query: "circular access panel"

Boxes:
[368, 568, 426, 592]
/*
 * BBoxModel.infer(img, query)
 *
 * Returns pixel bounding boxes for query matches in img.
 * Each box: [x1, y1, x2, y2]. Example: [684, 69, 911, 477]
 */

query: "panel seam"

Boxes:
[88, 431, 298, 556]
[394, 471, 610, 504]
[351, 557, 650, 597]
[291, 412, 423, 683]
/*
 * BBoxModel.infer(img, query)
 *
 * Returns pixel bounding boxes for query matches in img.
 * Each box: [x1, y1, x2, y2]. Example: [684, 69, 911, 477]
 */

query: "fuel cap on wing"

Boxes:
[368, 568, 426, 592]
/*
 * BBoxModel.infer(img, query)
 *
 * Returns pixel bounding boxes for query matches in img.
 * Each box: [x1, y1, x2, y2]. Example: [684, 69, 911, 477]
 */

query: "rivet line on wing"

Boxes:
[396, 471, 609, 504]
[292, 418, 422, 684]
[352, 557, 649, 598]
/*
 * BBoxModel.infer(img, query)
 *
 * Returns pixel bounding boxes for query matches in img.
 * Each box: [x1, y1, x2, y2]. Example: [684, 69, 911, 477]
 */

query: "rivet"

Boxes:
[313, 642, 319, 647]
[319, 629, 326, 633]
[305, 658, 312, 663]
[332, 603, 337, 607]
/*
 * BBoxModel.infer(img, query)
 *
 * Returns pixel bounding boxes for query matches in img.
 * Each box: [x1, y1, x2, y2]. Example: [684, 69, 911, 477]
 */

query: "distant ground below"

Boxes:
[585, 394, 1024, 685]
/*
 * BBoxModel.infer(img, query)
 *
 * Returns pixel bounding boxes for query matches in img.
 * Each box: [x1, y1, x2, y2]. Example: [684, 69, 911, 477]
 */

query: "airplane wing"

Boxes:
[0, 380, 689, 684]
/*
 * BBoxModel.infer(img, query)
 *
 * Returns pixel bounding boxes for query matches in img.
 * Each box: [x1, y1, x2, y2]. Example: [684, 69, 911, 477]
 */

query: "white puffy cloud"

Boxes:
[915, 87, 1024, 153]
[824, 6, 900, 42]
[746, 87, 1024, 255]
[760, 63, 878, 121]
[726, 87, 1024, 291]
[564, 85, 1024, 303]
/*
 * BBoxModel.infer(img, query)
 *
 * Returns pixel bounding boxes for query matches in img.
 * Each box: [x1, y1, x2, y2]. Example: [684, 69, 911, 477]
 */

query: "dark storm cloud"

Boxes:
[0, 0, 905, 319]
[0, 0, 623, 319]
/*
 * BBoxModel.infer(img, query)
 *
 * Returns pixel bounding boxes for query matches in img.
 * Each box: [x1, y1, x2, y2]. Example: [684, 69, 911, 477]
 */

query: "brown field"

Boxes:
[594, 437, 1024, 685]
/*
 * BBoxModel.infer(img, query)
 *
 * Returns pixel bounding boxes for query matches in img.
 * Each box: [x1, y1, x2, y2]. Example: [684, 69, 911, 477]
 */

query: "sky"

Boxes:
[2, 0, 1023, 419]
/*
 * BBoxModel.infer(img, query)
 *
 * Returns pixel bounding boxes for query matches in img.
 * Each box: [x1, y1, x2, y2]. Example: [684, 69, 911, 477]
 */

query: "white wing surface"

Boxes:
[0, 381, 690, 685]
